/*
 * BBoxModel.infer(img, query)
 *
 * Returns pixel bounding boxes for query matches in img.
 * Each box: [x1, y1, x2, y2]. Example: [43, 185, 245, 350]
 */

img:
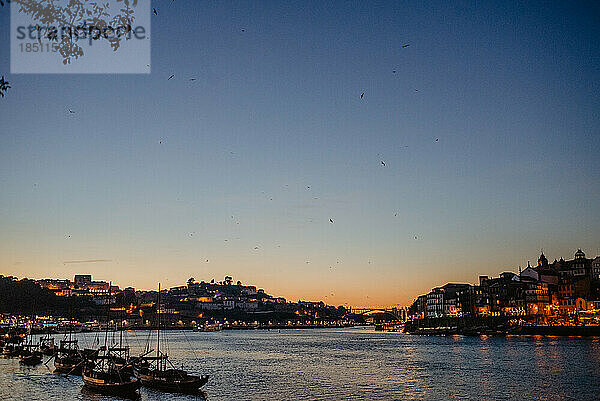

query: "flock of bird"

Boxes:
[2, 4, 445, 304]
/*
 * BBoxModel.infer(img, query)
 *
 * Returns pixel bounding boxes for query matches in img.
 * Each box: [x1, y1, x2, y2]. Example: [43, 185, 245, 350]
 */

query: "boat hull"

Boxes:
[135, 368, 209, 393]
[20, 354, 42, 365]
[83, 373, 140, 396]
[40, 346, 55, 356]
[54, 358, 83, 375]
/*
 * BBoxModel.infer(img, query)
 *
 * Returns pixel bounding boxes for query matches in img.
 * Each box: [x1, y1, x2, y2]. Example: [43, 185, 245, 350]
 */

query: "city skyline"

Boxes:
[1, 1, 599, 308]
[5, 247, 600, 309]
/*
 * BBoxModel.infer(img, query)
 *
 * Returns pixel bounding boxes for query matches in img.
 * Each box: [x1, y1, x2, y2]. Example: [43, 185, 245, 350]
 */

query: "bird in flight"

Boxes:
[435, 138, 439, 142]
[168, 74, 175, 80]
[402, 44, 410, 48]
[68, 109, 75, 114]
[330, 218, 334, 223]
[381, 161, 386, 167]
[360, 92, 364, 99]
[153, 8, 158, 15]
[189, 78, 197, 81]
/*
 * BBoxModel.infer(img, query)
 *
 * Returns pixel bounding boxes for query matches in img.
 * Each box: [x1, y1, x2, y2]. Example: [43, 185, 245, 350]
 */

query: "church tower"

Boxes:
[537, 252, 548, 269]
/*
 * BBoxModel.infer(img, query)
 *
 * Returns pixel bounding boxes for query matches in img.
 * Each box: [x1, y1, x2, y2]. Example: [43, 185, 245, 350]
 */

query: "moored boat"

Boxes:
[134, 283, 209, 393]
[135, 365, 209, 393]
[19, 326, 42, 365]
[19, 348, 43, 365]
[39, 335, 56, 356]
[3, 344, 23, 357]
[82, 282, 140, 397]
[82, 367, 140, 396]
[54, 340, 85, 375]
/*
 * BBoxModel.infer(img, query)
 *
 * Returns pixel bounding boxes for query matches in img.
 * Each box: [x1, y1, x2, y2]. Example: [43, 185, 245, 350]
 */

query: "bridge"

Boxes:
[348, 308, 406, 321]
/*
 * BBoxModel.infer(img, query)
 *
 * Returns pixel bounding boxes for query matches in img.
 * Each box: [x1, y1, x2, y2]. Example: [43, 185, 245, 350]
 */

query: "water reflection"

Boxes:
[1, 328, 599, 401]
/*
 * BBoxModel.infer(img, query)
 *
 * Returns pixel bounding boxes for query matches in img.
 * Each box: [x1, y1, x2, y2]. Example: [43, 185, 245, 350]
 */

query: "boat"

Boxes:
[134, 283, 209, 393]
[19, 324, 43, 365]
[82, 340, 141, 396]
[82, 284, 140, 397]
[3, 343, 23, 357]
[54, 339, 84, 375]
[194, 322, 222, 332]
[3, 330, 24, 357]
[82, 365, 141, 396]
[39, 334, 56, 356]
[19, 338, 42, 365]
[19, 348, 43, 365]
[135, 365, 209, 393]
[83, 340, 140, 396]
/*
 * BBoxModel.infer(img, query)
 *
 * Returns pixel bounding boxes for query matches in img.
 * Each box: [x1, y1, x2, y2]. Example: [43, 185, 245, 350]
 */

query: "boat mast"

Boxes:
[156, 283, 161, 370]
[102, 281, 111, 370]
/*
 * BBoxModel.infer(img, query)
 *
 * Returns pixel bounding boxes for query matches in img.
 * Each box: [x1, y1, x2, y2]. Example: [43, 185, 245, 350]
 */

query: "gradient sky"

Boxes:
[1, 1, 599, 308]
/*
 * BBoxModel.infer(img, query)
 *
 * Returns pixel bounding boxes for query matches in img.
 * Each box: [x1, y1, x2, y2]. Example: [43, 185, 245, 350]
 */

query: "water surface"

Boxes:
[1, 327, 599, 400]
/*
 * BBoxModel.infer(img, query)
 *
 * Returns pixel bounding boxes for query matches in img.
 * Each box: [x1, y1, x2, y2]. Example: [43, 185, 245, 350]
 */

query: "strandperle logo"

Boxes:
[10, 0, 150, 74]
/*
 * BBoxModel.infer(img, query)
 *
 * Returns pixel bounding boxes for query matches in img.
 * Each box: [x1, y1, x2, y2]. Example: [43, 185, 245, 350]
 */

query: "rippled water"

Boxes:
[2, 327, 600, 400]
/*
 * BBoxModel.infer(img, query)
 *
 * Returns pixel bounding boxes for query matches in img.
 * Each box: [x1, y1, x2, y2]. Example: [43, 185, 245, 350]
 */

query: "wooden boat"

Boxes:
[39, 335, 56, 356]
[3, 344, 22, 357]
[135, 365, 209, 393]
[134, 283, 209, 393]
[83, 343, 140, 396]
[54, 340, 84, 375]
[82, 367, 140, 396]
[19, 349, 43, 365]
[108, 346, 133, 375]
[82, 283, 140, 397]
[19, 327, 42, 365]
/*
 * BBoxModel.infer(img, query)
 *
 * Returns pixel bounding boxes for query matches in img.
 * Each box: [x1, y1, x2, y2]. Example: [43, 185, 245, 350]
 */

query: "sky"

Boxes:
[0, 1, 599, 308]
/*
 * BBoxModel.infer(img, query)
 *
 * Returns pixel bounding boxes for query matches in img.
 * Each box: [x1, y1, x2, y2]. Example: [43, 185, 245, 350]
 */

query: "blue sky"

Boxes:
[0, 1, 599, 306]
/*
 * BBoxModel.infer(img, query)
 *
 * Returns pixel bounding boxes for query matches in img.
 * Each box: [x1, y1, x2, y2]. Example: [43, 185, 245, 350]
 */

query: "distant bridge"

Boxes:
[348, 308, 405, 321]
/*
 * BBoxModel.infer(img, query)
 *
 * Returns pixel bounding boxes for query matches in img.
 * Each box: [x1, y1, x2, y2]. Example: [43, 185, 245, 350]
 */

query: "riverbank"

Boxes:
[404, 317, 600, 336]
[2, 323, 356, 335]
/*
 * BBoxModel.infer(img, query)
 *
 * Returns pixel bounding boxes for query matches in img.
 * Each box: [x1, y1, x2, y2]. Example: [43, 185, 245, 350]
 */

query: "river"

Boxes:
[1, 326, 599, 400]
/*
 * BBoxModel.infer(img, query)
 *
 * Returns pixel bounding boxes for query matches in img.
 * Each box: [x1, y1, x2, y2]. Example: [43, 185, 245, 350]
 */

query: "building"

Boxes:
[74, 274, 92, 287]
[426, 288, 444, 318]
[480, 273, 526, 316]
[554, 249, 597, 313]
